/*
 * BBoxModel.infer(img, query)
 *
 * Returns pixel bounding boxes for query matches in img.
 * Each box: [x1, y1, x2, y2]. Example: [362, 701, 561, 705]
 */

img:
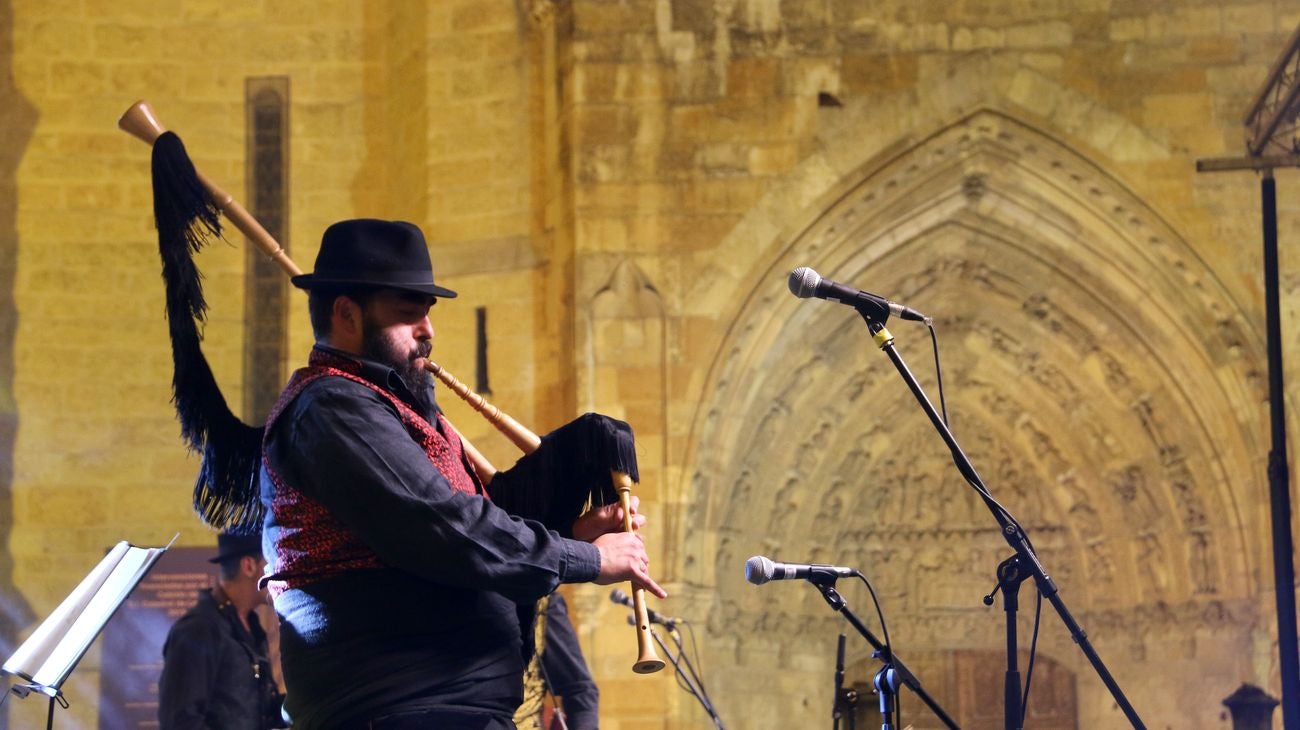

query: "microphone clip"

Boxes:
[805, 567, 847, 586]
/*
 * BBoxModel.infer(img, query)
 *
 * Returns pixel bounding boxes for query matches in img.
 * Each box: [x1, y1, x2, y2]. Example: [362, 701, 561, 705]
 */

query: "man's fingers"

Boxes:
[636, 570, 668, 599]
[591, 530, 664, 596]
[628, 557, 665, 598]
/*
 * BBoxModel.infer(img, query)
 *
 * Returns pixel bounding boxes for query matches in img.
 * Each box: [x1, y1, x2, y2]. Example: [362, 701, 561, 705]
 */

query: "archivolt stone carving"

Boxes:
[676, 110, 1266, 728]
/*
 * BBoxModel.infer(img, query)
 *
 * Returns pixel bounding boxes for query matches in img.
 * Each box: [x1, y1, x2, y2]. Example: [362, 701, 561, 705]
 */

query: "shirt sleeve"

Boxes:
[158, 617, 219, 730]
[265, 378, 601, 603]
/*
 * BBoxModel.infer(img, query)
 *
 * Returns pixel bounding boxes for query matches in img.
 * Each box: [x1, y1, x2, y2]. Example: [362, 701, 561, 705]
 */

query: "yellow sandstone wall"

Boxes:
[2, 0, 1300, 728]
[4, 1, 378, 726]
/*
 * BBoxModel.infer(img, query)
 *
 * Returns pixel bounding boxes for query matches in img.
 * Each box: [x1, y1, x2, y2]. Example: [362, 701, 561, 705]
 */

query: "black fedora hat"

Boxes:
[208, 531, 265, 564]
[290, 219, 458, 298]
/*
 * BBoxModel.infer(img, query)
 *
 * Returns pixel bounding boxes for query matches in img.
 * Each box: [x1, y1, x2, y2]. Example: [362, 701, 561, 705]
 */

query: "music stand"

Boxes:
[2, 538, 173, 729]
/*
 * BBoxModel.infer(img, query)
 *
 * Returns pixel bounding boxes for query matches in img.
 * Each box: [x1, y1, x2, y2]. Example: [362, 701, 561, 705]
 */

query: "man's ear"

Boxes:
[333, 296, 361, 335]
[240, 554, 261, 579]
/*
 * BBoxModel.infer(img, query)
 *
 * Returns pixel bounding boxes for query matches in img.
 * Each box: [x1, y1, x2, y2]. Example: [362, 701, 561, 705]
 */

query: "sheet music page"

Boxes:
[3, 541, 171, 693]
[2, 541, 130, 681]
[32, 546, 157, 688]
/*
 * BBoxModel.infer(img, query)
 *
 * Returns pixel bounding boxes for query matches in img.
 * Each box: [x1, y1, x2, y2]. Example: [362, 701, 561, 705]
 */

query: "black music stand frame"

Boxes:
[3, 539, 171, 729]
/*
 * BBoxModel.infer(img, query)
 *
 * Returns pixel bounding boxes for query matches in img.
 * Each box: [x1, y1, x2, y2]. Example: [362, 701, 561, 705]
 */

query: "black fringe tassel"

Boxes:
[152, 131, 264, 534]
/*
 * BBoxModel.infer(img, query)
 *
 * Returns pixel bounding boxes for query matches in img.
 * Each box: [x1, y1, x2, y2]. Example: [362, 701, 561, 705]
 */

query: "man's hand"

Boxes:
[591, 531, 667, 599]
[571, 496, 645, 542]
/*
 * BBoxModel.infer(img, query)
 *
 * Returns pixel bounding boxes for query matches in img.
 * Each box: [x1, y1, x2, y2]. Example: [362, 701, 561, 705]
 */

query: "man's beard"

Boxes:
[360, 320, 435, 415]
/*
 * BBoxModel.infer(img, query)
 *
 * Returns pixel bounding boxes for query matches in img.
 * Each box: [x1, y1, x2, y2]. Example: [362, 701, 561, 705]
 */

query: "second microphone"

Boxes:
[611, 588, 684, 630]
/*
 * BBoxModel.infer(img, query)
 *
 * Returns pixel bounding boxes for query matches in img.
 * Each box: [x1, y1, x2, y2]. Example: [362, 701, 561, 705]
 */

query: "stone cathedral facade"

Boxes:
[1, 1, 1298, 727]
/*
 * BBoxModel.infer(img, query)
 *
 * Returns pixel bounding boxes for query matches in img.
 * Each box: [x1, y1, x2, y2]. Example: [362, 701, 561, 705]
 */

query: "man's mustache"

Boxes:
[414, 342, 432, 360]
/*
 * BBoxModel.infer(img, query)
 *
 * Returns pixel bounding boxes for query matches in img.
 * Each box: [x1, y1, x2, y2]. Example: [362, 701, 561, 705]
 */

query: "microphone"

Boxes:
[744, 555, 859, 585]
[610, 588, 684, 630]
[787, 266, 929, 324]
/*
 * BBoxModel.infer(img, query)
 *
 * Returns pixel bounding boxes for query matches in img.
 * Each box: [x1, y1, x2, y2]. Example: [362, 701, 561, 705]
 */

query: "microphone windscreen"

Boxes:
[787, 267, 821, 298]
[744, 555, 775, 585]
[609, 588, 632, 607]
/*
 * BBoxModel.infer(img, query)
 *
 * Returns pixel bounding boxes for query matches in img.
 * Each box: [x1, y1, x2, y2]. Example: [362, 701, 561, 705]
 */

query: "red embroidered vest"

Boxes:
[261, 351, 482, 597]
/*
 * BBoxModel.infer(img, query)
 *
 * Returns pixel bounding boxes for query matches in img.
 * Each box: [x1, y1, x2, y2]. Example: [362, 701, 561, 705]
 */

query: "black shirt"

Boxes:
[262, 346, 601, 729]
[158, 588, 286, 729]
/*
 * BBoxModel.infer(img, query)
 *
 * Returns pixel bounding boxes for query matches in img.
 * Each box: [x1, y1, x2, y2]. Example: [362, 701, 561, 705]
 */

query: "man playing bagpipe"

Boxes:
[133, 119, 664, 728]
[255, 219, 666, 729]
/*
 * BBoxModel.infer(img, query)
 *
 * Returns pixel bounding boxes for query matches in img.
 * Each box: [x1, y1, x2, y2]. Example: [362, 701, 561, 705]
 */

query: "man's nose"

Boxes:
[416, 316, 434, 340]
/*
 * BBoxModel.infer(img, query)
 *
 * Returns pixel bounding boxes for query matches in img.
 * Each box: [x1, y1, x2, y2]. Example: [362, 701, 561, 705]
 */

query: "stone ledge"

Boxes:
[432, 234, 541, 277]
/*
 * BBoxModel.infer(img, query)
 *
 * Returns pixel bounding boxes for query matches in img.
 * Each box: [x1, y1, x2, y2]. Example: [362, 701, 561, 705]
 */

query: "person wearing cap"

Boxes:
[259, 219, 665, 729]
[158, 531, 288, 729]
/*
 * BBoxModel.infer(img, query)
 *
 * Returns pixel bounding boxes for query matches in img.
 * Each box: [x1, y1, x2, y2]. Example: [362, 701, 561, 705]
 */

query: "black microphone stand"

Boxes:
[664, 626, 726, 729]
[874, 665, 902, 730]
[832, 634, 858, 730]
[811, 574, 959, 729]
[983, 555, 1033, 730]
[631, 617, 725, 728]
[858, 310, 1146, 729]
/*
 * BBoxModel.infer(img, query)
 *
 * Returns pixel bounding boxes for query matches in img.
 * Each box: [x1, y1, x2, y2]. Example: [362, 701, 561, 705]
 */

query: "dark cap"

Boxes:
[290, 219, 458, 299]
[208, 531, 265, 564]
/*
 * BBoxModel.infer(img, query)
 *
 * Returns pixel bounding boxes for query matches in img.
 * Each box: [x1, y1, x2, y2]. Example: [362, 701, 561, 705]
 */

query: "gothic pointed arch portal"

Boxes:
[678, 110, 1268, 727]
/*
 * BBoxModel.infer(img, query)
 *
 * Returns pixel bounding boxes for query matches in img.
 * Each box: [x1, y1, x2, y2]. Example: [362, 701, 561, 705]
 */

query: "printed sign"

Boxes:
[97, 546, 214, 729]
